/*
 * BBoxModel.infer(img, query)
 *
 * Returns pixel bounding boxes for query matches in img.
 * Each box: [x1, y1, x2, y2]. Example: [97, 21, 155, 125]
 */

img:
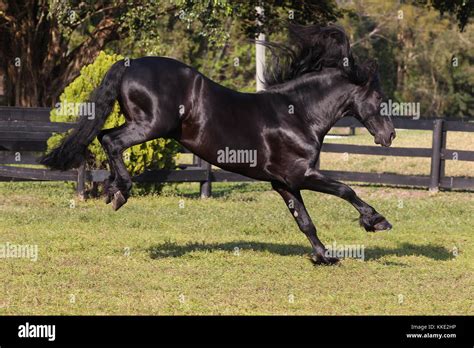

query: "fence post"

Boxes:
[192, 153, 199, 166]
[76, 163, 86, 200]
[255, 5, 265, 92]
[199, 158, 212, 198]
[440, 123, 447, 181]
[429, 119, 444, 192]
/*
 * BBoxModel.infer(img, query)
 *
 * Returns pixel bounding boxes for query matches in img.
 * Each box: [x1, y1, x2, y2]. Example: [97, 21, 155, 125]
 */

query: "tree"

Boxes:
[339, 1, 473, 119]
[3, 0, 468, 109]
[0, 0, 343, 106]
[0, 0, 176, 107]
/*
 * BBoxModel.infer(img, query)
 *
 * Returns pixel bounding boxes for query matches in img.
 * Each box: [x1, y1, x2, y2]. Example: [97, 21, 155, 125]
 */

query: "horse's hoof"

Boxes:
[310, 252, 340, 266]
[360, 213, 392, 232]
[374, 219, 392, 231]
[112, 191, 127, 211]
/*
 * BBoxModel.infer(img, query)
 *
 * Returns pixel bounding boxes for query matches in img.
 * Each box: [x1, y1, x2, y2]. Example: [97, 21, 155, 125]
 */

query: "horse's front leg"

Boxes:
[272, 181, 339, 265]
[301, 169, 392, 232]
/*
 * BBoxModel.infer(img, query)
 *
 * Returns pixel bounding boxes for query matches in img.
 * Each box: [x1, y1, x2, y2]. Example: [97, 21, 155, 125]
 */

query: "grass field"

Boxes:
[0, 179, 472, 315]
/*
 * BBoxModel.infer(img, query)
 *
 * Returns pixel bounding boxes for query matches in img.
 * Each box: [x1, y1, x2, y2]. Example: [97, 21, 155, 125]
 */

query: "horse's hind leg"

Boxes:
[272, 181, 339, 265]
[100, 123, 157, 210]
[98, 125, 126, 204]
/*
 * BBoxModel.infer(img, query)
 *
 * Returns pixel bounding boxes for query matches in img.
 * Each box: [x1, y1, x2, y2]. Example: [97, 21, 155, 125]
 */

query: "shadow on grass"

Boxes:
[148, 240, 310, 258]
[147, 240, 454, 261]
[364, 243, 454, 261]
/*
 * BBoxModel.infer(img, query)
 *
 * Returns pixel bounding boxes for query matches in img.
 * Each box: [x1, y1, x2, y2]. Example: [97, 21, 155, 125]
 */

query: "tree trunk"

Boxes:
[0, 1, 120, 107]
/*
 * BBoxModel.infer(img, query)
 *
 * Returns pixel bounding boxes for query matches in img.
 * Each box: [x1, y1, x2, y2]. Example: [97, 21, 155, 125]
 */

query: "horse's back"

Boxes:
[122, 56, 200, 92]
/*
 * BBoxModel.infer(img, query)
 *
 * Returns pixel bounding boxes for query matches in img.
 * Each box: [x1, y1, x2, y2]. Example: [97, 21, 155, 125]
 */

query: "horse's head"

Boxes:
[352, 60, 396, 147]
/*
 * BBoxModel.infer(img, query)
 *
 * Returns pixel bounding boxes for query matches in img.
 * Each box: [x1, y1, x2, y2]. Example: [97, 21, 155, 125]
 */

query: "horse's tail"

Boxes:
[40, 60, 127, 171]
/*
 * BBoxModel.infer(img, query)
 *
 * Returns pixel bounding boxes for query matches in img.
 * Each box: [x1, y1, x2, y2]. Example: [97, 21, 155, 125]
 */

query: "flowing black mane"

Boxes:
[262, 24, 370, 88]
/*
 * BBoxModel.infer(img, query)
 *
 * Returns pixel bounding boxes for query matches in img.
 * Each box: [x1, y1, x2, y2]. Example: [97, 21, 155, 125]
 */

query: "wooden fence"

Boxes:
[1, 106, 473, 197]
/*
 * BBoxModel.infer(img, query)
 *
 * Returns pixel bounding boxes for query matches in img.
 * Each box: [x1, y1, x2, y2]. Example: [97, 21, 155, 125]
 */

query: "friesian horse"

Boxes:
[41, 24, 396, 265]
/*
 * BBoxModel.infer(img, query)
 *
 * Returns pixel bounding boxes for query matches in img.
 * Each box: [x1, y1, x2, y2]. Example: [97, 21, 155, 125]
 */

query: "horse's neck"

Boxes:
[281, 73, 355, 133]
[315, 86, 354, 131]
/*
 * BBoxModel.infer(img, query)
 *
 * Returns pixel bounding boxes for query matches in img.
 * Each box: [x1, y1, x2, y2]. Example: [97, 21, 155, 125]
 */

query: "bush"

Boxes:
[48, 51, 179, 195]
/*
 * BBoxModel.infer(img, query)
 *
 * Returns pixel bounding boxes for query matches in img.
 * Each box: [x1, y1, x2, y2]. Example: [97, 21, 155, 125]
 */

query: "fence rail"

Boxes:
[0, 107, 473, 196]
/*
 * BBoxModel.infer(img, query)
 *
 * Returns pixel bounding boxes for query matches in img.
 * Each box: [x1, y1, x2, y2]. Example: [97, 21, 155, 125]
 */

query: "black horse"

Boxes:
[41, 24, 396, 265]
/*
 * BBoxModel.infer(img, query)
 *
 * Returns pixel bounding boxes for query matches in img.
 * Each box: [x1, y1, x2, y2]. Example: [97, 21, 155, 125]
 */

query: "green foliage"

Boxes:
[340, 2, 473, 119]
[113, 0, 343, 93]
[48, 51, 179, 194]
[175, 0, 343, 38]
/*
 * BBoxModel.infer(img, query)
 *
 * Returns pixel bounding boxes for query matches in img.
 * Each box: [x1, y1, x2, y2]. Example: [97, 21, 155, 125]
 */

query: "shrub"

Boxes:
[48, 51, 179, 195]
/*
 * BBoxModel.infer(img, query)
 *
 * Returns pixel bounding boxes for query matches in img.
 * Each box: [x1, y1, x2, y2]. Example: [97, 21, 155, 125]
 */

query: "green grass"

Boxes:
[0, 181, 473, 315]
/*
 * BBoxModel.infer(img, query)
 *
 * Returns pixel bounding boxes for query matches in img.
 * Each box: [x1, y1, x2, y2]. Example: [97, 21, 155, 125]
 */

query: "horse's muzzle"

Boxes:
[375, 130, 396, 147]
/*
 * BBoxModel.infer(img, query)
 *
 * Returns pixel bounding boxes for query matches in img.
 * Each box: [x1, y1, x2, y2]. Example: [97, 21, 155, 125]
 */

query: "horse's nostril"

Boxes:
[390, 131, 396, 141]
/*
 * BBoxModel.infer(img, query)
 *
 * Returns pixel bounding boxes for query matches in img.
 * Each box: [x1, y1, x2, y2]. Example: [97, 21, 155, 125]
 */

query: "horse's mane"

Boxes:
[261, 24, 371, 88]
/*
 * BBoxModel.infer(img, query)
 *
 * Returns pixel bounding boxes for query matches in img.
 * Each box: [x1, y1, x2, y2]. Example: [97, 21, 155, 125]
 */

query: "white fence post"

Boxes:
[256, 5, 265, 92]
